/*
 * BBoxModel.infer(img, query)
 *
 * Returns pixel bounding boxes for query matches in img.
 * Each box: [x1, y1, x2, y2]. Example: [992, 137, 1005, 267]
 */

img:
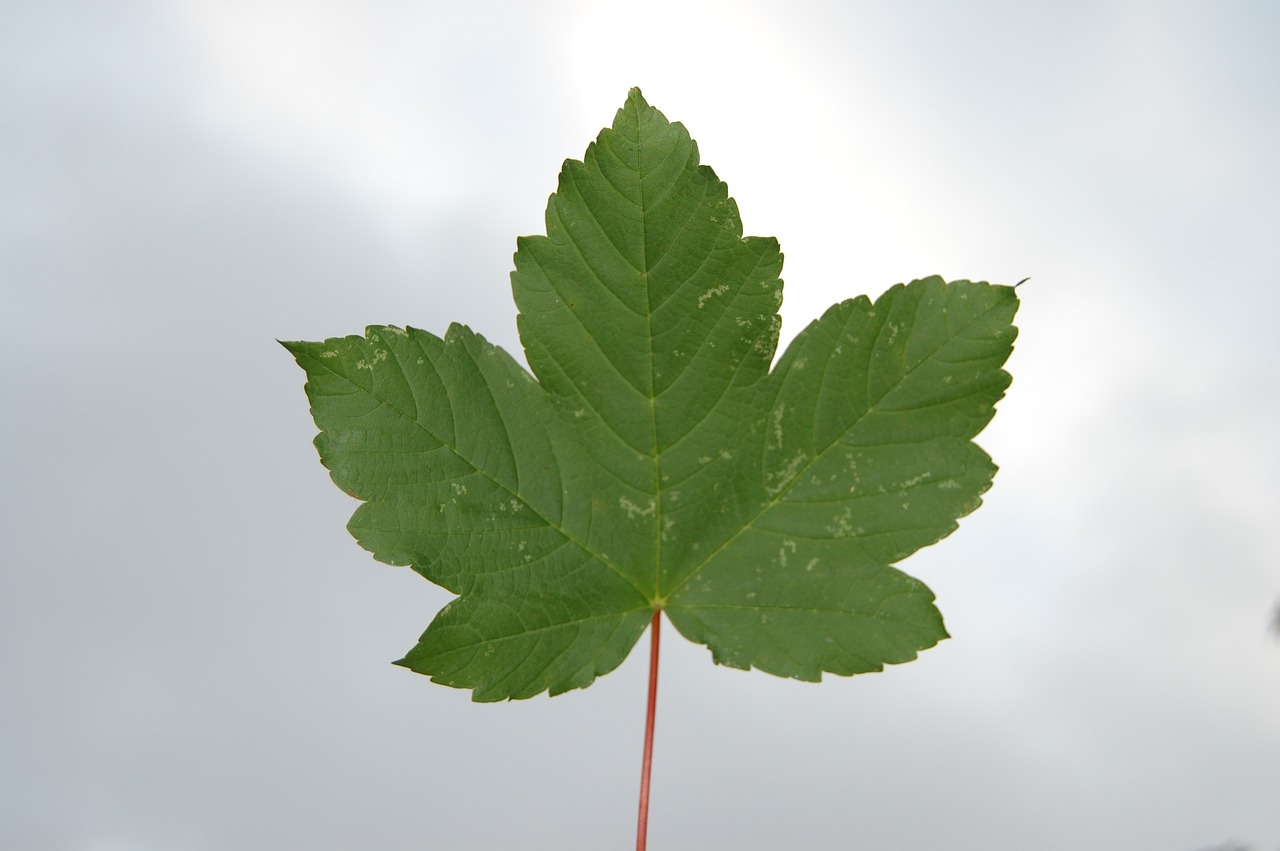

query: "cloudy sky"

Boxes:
[3, 1, 1278, 849]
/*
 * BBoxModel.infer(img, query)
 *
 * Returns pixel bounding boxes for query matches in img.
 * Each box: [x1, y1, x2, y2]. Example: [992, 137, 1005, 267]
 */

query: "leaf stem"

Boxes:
[636, 609, 661, 851]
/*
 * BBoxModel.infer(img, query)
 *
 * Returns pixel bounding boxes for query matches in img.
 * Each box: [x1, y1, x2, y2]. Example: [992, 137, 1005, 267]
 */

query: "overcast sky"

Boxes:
[3, 2, 1278, 850]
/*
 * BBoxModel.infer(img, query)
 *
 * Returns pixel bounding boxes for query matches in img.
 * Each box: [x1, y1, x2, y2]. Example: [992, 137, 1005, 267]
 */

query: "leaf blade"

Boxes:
[665, 277, 1017, 678]
[511, 88, 785, 597]
[286, 91, 1019, 699]
[284, 324, 650, 700]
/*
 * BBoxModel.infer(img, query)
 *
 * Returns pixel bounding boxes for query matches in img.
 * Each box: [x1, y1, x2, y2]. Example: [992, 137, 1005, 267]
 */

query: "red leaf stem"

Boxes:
[635, 610, 661, 851]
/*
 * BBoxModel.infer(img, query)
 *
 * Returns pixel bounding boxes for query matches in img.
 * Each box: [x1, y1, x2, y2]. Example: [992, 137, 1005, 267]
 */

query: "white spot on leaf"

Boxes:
[769, 405, 785, 450]
[765, 450, 808, 496]
[778, 539, 797, 567]
[828, 507, 854, 538]
[356, 349, 388, 370]
[619, 496, 655, 519]
[698, 284, 730, 309]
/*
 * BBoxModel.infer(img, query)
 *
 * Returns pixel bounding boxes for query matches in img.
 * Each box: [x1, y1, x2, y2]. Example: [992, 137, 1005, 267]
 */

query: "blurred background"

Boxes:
[2, 1, 1277, 849]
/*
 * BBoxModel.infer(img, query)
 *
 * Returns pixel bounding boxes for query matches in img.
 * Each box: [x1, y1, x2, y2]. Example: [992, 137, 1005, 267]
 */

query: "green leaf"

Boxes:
[285, 88, 1018, 701]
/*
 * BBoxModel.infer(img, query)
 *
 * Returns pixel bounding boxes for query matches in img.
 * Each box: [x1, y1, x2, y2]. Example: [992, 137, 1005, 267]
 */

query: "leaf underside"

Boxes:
[285, 88, 1018, 701]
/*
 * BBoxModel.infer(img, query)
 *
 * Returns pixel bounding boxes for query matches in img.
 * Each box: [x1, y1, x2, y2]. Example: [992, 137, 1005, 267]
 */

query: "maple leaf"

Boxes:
[284, 88, 1017, 702]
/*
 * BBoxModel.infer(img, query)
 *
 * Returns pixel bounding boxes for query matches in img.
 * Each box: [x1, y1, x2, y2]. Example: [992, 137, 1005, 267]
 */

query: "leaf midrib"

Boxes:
[633, 97, 666, 604]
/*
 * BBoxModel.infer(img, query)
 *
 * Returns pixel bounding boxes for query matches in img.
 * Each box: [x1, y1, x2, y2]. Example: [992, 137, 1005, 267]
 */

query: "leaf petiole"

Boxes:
[636, 609, 661, 851]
